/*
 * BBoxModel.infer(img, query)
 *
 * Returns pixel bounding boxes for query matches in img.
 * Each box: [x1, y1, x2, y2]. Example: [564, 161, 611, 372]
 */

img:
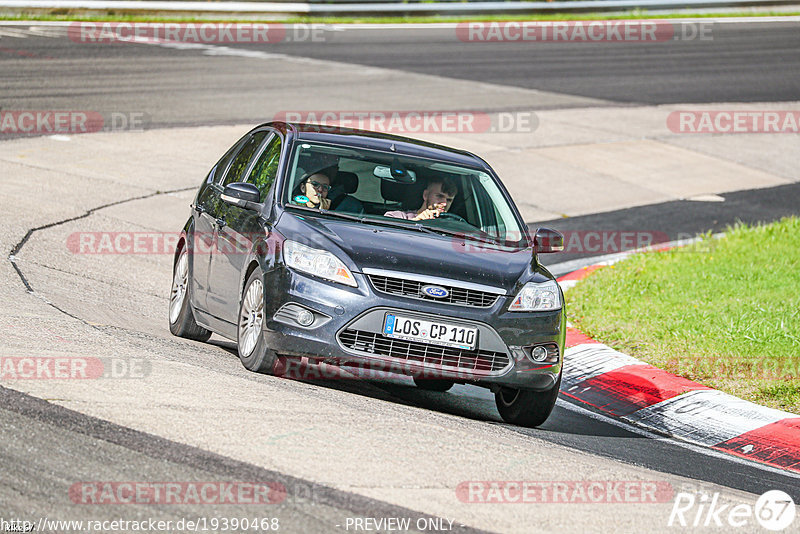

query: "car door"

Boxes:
[205, 129, 277, 323]
[191, 136, 247, 312]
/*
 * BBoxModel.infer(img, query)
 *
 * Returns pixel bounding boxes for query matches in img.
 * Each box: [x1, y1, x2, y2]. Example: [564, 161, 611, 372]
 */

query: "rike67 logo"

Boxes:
[669, 490, 796, 531]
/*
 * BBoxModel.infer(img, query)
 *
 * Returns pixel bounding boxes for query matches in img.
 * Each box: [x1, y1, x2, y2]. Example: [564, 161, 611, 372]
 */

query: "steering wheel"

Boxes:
[436, 212, 466, 223]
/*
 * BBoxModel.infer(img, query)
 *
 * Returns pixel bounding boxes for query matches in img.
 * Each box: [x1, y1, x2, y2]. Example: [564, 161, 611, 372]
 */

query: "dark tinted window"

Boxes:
[221, 131, 268, 186]
[246, 134, 282, 202]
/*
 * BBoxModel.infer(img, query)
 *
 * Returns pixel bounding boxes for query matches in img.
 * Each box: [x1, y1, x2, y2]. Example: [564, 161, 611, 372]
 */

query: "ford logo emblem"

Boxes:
[421, 285, 449, 299]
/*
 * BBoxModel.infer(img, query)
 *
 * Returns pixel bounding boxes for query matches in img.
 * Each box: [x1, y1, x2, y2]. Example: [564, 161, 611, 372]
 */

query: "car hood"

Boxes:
[279, 212, 539, 293]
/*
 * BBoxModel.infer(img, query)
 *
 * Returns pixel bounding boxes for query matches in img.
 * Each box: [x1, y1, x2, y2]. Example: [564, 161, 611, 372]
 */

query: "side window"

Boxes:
[207, 136, 247, 184]
[246, 134, 282, 202]
[221, 131, 268, 186]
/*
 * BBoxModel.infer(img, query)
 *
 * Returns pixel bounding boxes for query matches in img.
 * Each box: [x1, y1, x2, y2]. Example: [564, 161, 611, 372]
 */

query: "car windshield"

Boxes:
[282, 141, 528, 248]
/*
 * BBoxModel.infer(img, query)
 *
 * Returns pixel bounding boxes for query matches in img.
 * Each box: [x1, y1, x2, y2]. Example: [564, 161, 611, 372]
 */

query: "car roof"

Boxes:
[261, 121, 490, 170]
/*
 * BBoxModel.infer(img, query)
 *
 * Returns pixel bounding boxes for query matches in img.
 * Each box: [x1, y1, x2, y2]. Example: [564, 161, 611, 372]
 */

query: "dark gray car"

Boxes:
[169, 122, 565, 427]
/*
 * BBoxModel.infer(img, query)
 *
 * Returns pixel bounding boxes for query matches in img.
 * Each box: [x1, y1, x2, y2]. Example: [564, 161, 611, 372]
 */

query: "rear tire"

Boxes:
[413, 377, 455, 392]
[169, 245, 212, 342]
[494, 373, 561, 427]
[237, 267, 278, 374]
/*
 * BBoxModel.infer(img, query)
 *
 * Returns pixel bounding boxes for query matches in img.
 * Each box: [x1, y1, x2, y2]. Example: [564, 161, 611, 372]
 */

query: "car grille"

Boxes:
[368, 275, 500, 308]
[338, 328, 510, 374]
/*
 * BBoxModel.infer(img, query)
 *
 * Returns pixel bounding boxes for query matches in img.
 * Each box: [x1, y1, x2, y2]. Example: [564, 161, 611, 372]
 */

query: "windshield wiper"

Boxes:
[284, 205, 440, 235]
[407, 224, 495, 244]
[357, 216, 445, 236]
[365, 219, 512, 246]
[422, 225, 525, 248]
[285, 204, 440, 233]
[284, 204, 365, 223]
[284, 206, 518, 245]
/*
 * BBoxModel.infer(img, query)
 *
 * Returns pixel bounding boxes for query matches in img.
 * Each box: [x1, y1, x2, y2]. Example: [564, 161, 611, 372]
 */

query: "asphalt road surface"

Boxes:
[1, 20, 799, 129]
[267, 21, 800, 105]
[1, 19, 800, 533]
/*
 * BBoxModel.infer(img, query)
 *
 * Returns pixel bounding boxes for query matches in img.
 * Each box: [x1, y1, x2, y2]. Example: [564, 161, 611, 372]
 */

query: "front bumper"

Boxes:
[261, 266, 565, 391]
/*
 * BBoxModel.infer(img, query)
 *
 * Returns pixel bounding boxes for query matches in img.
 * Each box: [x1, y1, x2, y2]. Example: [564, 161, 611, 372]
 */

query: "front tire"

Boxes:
[494, 373, 561, 427]
[169, 245, 212, 342]
[237, 267, 278, 374]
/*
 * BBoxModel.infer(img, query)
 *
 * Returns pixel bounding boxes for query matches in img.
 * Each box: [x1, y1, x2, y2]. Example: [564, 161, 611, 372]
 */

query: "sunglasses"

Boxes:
[307, 180, 331, 193]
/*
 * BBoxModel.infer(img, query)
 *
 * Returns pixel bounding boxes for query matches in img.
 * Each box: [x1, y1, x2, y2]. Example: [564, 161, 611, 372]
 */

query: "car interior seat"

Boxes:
[380, 176, 428, 213]
[330, 171, 365, 214]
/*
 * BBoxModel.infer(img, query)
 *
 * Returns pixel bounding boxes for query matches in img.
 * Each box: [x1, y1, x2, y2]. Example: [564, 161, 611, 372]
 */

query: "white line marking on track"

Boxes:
[0, 28, 31, 37]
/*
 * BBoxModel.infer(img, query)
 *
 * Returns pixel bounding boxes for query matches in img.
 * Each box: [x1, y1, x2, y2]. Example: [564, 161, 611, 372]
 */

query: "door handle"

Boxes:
[192, 204, 205, 214]
[215, 218, 226, 228]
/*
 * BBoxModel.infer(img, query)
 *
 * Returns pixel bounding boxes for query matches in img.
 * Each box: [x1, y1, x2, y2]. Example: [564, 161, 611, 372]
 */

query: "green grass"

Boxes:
[566, 217, 800, 414]
[1, 10, 798, 24]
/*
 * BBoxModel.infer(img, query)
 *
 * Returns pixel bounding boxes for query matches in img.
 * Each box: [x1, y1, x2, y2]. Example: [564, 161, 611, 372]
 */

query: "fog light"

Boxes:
[296, 309, 314, 327]
[530, 346, 548, 362]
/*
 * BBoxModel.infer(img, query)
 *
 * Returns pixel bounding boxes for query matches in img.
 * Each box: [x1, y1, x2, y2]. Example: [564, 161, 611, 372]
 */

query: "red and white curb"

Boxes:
[557, 265, 800, 474]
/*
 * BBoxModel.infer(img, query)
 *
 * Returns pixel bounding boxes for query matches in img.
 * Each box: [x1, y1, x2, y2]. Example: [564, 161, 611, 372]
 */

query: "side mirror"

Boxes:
[221, 182, 262, 211]
[533, 228, 564, 253]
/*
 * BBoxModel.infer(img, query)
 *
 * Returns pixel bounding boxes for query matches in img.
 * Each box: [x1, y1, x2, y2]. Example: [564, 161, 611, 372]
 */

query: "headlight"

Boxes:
[283, 240, 357, 287]
[509, 280, 561, 312]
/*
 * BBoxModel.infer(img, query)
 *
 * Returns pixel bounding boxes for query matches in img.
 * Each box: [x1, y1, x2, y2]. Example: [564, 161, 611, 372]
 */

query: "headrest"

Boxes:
[334, 171, 359, 195]
[381, 179, 427, 211]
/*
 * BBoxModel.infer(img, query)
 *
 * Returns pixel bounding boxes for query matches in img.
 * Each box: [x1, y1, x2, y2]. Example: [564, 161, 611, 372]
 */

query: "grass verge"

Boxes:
[566, 217, 800, 414]
[0, 10, 798, 24]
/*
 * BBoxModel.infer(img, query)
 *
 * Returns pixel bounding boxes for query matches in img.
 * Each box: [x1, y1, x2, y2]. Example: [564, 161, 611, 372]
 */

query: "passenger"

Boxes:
[384, 177, 457, 221]
[293, 172, 332, 210]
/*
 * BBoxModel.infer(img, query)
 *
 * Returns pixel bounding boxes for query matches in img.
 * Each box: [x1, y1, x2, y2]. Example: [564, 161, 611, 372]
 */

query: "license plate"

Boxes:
[383, 314, 477, 350]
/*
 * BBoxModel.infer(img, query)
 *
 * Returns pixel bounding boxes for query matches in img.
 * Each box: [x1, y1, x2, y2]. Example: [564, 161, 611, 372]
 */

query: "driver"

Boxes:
[384, 177, 457, 221]
[293, 172, 332, 210]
